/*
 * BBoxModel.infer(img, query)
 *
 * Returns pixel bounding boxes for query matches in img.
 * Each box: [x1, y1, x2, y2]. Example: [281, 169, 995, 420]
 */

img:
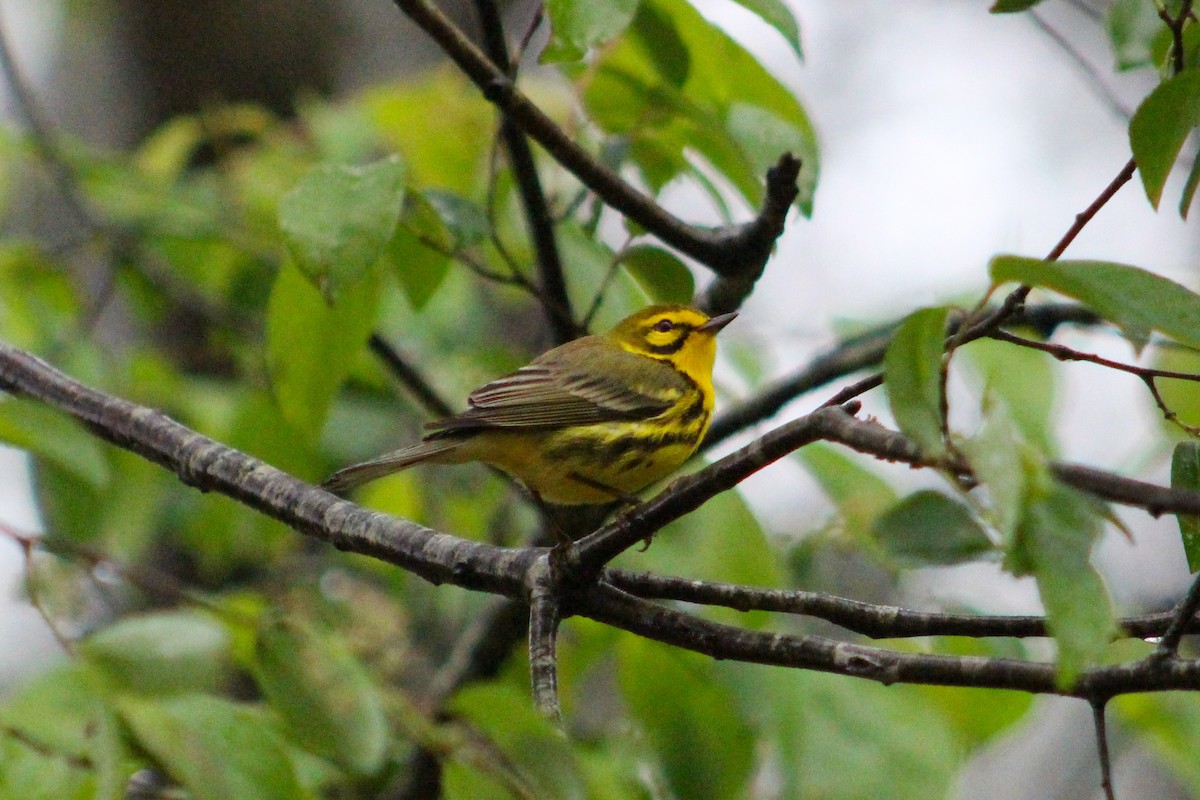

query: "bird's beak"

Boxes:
[698, 311, 738, 334]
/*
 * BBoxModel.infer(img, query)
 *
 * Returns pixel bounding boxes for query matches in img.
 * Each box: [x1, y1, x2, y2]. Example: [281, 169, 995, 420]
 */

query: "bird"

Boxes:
[322, 304, 736, 505]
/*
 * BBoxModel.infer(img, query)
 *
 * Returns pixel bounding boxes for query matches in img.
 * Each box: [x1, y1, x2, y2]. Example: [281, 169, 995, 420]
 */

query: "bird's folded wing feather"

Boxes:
[428, 340, 685, 433]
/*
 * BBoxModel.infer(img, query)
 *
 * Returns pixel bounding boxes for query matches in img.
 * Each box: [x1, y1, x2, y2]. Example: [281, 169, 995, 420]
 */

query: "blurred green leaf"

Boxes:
[916, 644, 1035, 748]
[0, 663, 106, 762]
[422, 189, 491, 250]
[254, 617, 388, 776]
[388, 193, 454, 310]
[117, 694, 302, 800]
[0, 736, 95, 800]
[961, 396, 1028, 543]
[873, 490, 994, 566]
[619, 245, 695, 304]
[1172, 441, 1200, 572]
[883, 306, 950, 457]
[763, 669, 960, 800]
[362, 70, 493, 193]
[990, 255, 1200, 351]
[1107, 0, 1169, 71]
[543, 0, 640, 62]
[82, 611, 231, 696]
[0, 243, 80, 347]
[1008, 475, 1115, 684]
[1117, 692, 1200, 794]
[618, 637, 754, 800]
[587, 0, 819, 215]
[447, 684, 585, 800]
[731, 0, 803, 59]
[0, 398, 110, 488]
[266, 260, 381, 436]
[1129, 70, 1200, 211]
[960, 336, 1057, 453]
[278, 156, 405, 302]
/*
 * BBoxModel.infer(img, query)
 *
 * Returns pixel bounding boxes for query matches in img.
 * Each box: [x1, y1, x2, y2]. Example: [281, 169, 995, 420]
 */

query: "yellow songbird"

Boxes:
[323, 304, 736, 505]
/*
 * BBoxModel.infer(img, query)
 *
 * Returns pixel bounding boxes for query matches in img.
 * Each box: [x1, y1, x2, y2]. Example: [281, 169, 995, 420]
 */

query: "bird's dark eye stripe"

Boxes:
[647, 335, 689, 355]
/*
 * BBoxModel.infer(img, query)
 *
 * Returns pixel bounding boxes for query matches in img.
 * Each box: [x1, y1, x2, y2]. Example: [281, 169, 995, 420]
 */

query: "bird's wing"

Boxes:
[428, 337, 688, 433]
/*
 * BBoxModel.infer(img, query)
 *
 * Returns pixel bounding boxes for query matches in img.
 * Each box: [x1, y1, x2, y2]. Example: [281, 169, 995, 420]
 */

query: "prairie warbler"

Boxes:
[323, 304, 736, 504]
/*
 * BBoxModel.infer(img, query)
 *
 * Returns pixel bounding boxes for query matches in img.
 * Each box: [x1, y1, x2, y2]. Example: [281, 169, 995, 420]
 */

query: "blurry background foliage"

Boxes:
[1, 0, 1200, 799]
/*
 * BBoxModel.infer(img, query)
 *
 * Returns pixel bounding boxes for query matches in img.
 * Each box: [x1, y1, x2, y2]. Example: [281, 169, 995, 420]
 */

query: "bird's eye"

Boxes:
[653, 319, 674, 333]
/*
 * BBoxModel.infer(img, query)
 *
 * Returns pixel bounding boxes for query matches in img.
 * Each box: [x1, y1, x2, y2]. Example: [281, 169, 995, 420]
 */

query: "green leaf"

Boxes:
[990, 255, 1200, 350]
[254, 617, 388, 776]
[1010, 476, 1115, 684]
[542, 0, 640, 62]
[619, 245, 695, 304]
[763, 669, 960, 800]
[278, 155, 405, 302]
[387, 192, 454, 310]
[1180, 140, 1200, 218]
[0, 662, 107, 762]
[883, 306, 950, 457]
[0, 397, 110, 488]
[447, 684, 585, 800]
[1172, 441, 1200, 572]
[1129, 70, 1200, 209]
[1107, 0, 1168, 71]
[730, 0, 803, 59]
[81, 611, 231, 696]
[989, 0, 1044, 11]
[873, 491, 994, 566]
[266, 260, 381, 436]
[422, 189, 490, 250]
[117, 694, 302, 800]
[587, 0, 819, 215]
[617, 637, 754, 800]
[1117, 692, 1200, 794]
[961, 396, 1028, 543]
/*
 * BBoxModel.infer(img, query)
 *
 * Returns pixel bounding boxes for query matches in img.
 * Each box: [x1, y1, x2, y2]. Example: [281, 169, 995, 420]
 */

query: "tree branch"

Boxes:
[526, 556, 563, 721]
[8, 339, 1200, 698]
[576, 582, 1200, 697]
[604, 568, 1200, 641]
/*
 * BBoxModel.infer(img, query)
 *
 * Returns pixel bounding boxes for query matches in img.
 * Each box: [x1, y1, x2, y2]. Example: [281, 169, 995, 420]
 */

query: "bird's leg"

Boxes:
[568, 472, 656, 551]
[528, 489, 574, 545]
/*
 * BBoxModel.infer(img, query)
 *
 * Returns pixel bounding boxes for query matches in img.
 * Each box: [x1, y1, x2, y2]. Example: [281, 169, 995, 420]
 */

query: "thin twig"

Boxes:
[989, 329, 1200, 434]
[1155, 571, 1200, 657]
[368, 334, 455, 418]
[1092, 698, 1117, 800]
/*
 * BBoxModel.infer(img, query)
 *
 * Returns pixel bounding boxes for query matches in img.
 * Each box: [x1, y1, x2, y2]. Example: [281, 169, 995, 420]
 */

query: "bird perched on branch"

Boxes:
[323, 304, 736, 505]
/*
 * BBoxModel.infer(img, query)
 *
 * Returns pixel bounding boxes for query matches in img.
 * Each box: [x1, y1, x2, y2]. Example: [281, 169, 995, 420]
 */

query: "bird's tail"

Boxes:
[321, 439, 465, 494]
